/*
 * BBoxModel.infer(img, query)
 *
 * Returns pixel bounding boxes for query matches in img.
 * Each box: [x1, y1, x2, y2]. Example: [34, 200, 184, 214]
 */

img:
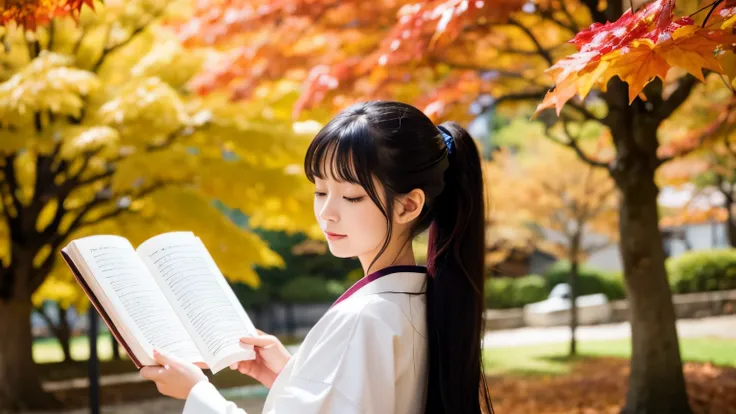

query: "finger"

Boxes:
[240, 336, 274, 347]
[194, 362, 209, 369]
[140, 366, 167, 381]
[153, 349, 183, 368]
[230, 363, 238, 370]
[237, 360, 255, 375]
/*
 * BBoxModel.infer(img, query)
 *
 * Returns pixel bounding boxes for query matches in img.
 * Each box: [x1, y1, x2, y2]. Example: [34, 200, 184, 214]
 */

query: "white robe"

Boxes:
[183, 267, 429, 414]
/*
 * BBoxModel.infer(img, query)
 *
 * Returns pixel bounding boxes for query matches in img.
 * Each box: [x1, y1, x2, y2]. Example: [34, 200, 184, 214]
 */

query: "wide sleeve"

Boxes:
[183, 381, 248, 414]
[265, 299, 400, 413]
[182, 299, 400, 414]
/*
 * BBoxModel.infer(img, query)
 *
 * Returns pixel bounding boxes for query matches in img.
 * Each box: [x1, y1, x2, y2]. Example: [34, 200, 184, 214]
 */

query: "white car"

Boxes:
[523, 283, 612, 327]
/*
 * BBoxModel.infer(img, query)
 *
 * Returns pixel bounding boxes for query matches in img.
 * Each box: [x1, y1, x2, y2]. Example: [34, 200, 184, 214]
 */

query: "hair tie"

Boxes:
[437, 126, 454, 155]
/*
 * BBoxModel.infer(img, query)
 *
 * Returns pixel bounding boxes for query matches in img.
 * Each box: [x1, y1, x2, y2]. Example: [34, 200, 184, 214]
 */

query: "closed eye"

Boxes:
[344, 196, 365, 203]
[314, 191, 327, 197]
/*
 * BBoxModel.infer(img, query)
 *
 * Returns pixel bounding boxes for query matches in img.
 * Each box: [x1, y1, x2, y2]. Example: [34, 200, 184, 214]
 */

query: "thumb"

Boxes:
[153, 349, 175, 367]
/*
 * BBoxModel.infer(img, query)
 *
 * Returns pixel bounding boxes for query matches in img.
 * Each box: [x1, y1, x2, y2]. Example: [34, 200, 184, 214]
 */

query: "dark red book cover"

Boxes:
[59, 250, 144, 369]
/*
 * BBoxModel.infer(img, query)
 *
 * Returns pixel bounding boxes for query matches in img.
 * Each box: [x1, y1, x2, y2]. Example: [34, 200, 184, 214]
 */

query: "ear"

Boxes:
[394, 189, 426, 225]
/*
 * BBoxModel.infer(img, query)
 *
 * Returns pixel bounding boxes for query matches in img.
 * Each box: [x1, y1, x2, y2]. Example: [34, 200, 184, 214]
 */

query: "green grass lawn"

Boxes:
[35, 334, 736, 380]
[484, 337, 736, 377]
[33, 334, 122, 364]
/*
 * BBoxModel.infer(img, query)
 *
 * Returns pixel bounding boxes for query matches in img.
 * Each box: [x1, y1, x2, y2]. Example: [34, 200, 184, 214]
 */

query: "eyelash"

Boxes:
[314, 192, 364, 203]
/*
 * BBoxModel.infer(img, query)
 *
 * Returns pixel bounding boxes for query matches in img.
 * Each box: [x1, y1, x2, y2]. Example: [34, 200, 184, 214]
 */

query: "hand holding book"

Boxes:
[61, 231, 258, 374]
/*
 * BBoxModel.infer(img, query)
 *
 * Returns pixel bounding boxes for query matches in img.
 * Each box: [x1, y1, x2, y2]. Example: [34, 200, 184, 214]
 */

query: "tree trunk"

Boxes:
[35, 304, 73, 362]
[0, 299, 61, 411]
[603, 75, 692, 414]
[725, 198, 736, 248]
[568, 253, 580, 357]
[616, 173, 691, 413]
[57, 306, 73, 362]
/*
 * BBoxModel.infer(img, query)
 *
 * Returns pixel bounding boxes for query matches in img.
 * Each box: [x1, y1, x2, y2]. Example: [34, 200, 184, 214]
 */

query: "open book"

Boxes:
[60, 231, 257, 374]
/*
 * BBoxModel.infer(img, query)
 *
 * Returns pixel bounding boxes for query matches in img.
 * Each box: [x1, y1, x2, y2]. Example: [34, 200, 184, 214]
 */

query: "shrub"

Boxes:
[514, 275, 549, 305]
[485, 275, 548, 309]
[666, 249, 736, 294]
[544, 261, 626, 300]
[279, 276, 340, 304]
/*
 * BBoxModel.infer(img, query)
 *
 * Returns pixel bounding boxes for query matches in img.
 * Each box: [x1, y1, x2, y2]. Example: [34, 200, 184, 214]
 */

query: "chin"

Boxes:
[327, 246, 353, 258]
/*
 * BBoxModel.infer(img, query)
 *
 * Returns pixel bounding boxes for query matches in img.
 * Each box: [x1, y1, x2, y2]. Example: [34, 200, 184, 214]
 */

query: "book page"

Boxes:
[71, 235, 203, 365]
[136, 232, 256, 373]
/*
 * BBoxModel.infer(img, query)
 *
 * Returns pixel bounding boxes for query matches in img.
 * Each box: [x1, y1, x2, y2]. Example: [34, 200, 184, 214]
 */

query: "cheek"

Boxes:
[347, 203, 388, 248]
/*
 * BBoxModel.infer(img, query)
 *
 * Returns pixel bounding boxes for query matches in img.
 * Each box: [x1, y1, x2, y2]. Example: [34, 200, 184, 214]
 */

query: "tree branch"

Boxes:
[538, 6, 579, 34]
[76, 168, 116, 188]
[477, 89, 550, 114]
[507, 18, 554, 66]
[583, 240, 612, 255]
[654, 74, 699, 122]
[91, 8, 165, 73]
[557, 1, 581, 33]
[0, 157, 14, 221]
[47, 20, 56, 52]
[497, 43, 568, 57]
[436, 59, 548, 88]
[582, 0, 609, 24]
[34, 305, 61, 337]
[26, 36, 40, 60]
[33, 112, 43, 133]
[146, 125, 196, 153]
[657, 99, 736, 165]
[545, 120, 610, 169]
[567, 101, 604, 123]
[2, 153, 23, 220]
[59, 179, 175, 243]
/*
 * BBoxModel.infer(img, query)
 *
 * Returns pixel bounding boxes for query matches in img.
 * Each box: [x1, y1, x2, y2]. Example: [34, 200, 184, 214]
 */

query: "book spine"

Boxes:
[59, 250, 144, 369]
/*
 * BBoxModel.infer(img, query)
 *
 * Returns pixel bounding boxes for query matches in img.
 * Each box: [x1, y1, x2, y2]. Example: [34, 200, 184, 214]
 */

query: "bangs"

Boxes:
[304, 116, 376, 187]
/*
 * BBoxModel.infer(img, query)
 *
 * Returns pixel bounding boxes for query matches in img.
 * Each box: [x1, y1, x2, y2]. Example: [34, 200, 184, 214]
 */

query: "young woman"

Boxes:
[141, 100, 493, 413]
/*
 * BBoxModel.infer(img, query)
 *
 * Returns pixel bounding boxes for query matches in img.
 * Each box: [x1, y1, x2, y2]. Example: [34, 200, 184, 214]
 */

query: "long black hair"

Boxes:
[304, 101, 493, 413]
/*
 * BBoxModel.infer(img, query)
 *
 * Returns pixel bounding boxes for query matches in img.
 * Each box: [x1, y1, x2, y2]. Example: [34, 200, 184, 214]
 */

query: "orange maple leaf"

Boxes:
[0, 0, 94, 30]
[600, 38, 670, 103]
[535, 5, 736, 117]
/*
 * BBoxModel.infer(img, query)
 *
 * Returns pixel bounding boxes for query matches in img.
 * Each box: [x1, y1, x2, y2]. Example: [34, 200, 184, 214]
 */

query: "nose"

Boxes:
[318, 195, 339, 223]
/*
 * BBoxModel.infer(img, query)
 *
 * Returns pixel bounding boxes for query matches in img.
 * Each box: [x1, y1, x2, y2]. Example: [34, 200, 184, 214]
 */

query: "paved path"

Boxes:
[25, 315, 736, 413]
[483, 314, 736, 348]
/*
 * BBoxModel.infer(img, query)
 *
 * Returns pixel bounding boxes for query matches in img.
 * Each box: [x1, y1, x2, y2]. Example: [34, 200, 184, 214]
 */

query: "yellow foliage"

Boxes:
[0, 51, 101, 127]
[14, 149, 37, 205]
[1, 0, 318, 308]
[0, 219, 9, 267]
[93, 77, 191, 143]
[59, 125, 121, 159]
[487, 137, 618, 263]
[35, 199, 59, 232]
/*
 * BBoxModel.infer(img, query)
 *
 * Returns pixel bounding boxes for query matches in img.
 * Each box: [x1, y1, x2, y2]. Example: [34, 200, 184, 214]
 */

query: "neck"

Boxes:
[359, 238, 417, 275]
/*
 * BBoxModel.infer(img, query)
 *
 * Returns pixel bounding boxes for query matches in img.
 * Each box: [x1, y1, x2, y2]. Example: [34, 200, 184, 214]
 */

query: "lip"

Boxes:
[325, 232, 347, 241]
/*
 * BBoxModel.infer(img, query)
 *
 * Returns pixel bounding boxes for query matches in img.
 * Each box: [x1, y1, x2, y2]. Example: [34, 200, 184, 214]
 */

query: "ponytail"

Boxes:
[425, 122, 493, 413]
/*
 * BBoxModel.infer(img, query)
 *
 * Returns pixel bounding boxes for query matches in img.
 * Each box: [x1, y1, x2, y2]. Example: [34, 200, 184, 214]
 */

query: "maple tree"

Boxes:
[174, 0, 736, 412]
[482, 150, 542, 272]
[0, 0, 317, 410]
[498, 138, 619, 356]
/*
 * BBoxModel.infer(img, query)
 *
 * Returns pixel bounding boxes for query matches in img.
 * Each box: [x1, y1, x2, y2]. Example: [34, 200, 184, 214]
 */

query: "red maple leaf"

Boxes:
[0, 0, 94, 30]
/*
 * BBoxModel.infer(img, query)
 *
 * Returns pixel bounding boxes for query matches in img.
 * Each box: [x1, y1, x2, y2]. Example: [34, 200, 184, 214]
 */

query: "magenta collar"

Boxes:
[330, 265, 427, 309]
